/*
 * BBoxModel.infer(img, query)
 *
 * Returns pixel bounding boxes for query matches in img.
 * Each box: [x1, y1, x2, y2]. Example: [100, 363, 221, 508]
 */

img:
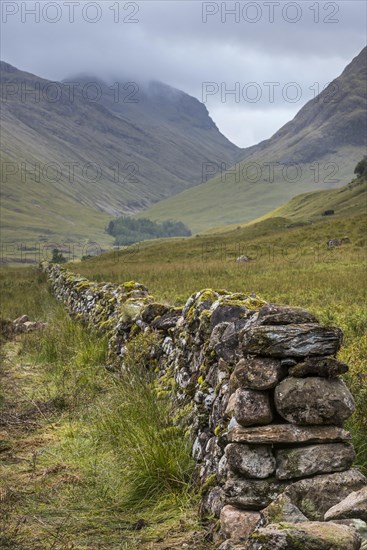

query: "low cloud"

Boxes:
[2, 0, 366, 146]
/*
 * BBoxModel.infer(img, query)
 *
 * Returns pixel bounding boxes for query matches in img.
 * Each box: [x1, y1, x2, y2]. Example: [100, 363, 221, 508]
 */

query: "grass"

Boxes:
[203, 177, 367, 234]
[1, 198, 366, 547]
[0, 270, 205, 549]
[70, 202, 366, 308]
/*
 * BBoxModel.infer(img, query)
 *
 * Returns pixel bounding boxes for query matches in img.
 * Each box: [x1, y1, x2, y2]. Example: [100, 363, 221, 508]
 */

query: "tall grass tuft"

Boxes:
[94, 332, 195, 508]
[22, 302, 195, 510]
[0, 267, 54, 320]
[341, 333, 367, 476]
[23, 305, 109, 410]
[95, 373, 194, 508]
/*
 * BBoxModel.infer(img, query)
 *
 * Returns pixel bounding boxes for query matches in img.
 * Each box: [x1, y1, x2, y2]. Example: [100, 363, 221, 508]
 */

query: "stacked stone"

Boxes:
[201, 304, 365, 549]
[42, 262, 151, 326]
[41, 265, 367, 549]
[162, 292, 366, 548]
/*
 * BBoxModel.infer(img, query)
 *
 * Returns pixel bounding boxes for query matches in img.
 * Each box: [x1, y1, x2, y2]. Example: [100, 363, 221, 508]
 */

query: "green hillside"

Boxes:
[204, 176, 367, 234]
[260, 176, 367, 222]
[139, 47, 367, 233]
[70, 177, 366, 307]
[0, 62, 241, 246]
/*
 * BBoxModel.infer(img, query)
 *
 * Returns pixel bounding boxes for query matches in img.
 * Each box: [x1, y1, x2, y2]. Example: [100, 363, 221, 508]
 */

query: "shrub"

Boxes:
[354, 156, 367, 179]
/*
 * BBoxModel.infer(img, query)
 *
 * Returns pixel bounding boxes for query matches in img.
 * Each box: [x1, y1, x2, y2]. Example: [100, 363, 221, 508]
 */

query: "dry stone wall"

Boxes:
[41, 263, 367, 550]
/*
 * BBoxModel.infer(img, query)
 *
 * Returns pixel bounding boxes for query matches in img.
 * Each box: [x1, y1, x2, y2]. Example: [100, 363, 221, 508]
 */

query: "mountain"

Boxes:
[139, 47, 367, 233]
[0, 62, 242, 245]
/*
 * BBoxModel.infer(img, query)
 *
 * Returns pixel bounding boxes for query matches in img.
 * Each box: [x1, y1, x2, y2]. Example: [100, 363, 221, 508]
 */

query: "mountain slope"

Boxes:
[0, 62, 241, 244]
[260, 176, 367, 222]
[140, 47, 367, 233]
[203, 176, 367, 235]
[75, 179, 366, 294]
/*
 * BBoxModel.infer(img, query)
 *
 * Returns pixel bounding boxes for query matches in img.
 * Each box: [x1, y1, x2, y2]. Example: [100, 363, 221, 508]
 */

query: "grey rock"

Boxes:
[218, 541, 247, 550]
[329, 519, 367, 542]
[228, 424, 352, 445]
[198, 437, 223, 481]
[261, 494, 308, 525]
[276, 443, 356, 480]
[244, 521, 361, 549]
[14, 314, 29, 324]
[236, 255, 250, 263]
[223, 476, 285, 510]
[141, 302, 169, 323]
[257, 304, 319, 325]
[206, 362, 221, 389]
[199, 486, 223, 518]
[324, 486, 367, 521]
[211, 305, 250, 327]
[274, 377, 355, 425]
[242, 324, 342, 357]
[192, 431, 210, 461]
[220, 505, 260, 541]
[231, 356, 285, 391]
[225, 388, 273, 427]
[210, 389, 230, 431]
[284, 469, 367, 519]
[289, 356, 349, 378]
[211, 322, 239, 363]
[218, 455, 228, 481]
[328, 237, 351, 248]
[225, 443, 276, 479]
[151, 310, 182, 331]
[228, 417, 241, 431]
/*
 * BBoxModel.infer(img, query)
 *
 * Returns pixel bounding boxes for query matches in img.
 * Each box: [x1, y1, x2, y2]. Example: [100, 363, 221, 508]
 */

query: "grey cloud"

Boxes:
[1, 0, 366, 146]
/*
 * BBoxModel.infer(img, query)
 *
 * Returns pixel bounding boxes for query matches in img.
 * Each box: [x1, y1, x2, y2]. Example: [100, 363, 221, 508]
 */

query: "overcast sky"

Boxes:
[1, 0, 366, 147]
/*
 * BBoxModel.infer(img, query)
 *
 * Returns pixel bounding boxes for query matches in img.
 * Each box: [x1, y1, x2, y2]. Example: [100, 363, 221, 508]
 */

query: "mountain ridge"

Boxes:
[0, 61, 242, 244]
[139, 47, 367, 233]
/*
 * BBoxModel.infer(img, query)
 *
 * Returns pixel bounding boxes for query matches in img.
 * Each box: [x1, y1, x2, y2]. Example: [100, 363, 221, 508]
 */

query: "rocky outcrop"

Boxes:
[13, 315, 47, 334]
[0, 315, 47, 343]
[41, 263, 366, 549]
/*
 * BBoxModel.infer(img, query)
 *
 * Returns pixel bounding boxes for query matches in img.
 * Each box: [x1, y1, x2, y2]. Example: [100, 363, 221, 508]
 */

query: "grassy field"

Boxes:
[1, 192, 366, 548]
[0, 269, 209, 549]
